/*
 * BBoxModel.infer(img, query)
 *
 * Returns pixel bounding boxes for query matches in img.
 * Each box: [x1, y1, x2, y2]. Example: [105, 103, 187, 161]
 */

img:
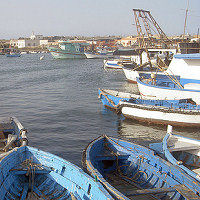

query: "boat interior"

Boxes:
[1, 147, 93, 200]
[127, 97, 199, 110]
[89, 137, 194, 200]
[168, 136, 200, 173]
[0, 120, 19, 155]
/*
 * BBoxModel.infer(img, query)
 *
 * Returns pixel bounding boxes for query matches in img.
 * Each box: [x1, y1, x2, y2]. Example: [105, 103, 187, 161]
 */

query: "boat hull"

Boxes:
[137, 77, 200, 104]
[48, 47, 86, 59]
[85, 52, 112, 59]
[122, 67, 138, 83]
[104, 60, 122, 69]
[162, 130, 200, 181]
[6, 54, 21, 57]
[121, 102, 200, 127]
[0, 116, 28, 158]
[0, 146, 112, 200]
[98, 89, 140, 109]
[83, 135, 200, 199]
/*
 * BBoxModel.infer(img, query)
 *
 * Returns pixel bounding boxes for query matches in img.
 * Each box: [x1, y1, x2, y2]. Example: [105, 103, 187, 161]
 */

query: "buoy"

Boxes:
[40, 55, 44, 60]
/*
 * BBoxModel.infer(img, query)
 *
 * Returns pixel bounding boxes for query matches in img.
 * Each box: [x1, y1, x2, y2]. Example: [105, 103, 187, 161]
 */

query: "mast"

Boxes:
[183, 0, 189, 39]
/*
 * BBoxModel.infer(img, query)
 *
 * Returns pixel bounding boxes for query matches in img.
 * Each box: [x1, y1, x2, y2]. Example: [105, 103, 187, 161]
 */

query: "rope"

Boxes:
[155, 59, 184, 89]
[98, 90, 119, 108]
[104, 142, 148, 184]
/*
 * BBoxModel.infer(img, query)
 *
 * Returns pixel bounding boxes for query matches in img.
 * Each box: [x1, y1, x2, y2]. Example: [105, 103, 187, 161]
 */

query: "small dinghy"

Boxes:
[0, 117, 112, 199]
[119, 98, 200, 127]
[0, 117, 28, 158]
[82, 135, 200, 200]
[98, 89, 140, 110]
[0, 145, 112, 200]
[151, 125, 200, 182]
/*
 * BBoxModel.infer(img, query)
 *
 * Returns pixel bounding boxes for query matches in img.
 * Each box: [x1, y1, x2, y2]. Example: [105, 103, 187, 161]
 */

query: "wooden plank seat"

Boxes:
[10, 165, 52, 175]
[126, 187, 175, 196]
[126, 184, 199, 199]
[174, 184, 200, 200]
[95, 152, 130, 161]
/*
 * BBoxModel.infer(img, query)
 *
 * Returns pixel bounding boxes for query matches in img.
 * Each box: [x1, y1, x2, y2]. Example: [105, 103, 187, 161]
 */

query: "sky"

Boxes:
[0, 0, 199, 39]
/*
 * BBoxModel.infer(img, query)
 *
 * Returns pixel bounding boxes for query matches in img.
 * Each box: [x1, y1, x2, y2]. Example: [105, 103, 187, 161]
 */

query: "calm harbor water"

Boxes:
[1, 53, 200, 167]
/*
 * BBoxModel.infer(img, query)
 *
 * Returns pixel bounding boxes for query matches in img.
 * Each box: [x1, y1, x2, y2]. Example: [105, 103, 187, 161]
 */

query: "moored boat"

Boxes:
[82, 135, 200, 199]
[104, 57, 134, 69]
[6, 52, 21, 57]
[98, 88, 140, 109]
[137, 53, 200, 104]
[0, 116, 28, 158]
[85, 50, 113, 59]
[48, 41, 87, 59]
[0, 145, 113, 200]
[119, 98, 200, 127]
[150, 125, 200, 182]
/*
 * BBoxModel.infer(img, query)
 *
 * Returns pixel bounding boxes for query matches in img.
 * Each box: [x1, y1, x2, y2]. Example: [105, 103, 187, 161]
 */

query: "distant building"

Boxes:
[30, 32, 43, 40]
[116, 36, 137, 47]
[10, 32, 48, 48]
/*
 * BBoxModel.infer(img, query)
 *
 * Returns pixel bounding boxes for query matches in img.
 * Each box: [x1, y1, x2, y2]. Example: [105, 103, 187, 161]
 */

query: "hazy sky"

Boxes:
[1, 0, 199, 39]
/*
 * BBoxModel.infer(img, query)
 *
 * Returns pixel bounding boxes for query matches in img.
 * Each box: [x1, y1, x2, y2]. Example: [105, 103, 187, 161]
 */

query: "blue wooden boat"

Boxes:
[0, 145, 113, 200]
[6, 52, 21, 57]
[150, 125, 200, 182]
[0, 117, 28, 158]
[98, 88, 140, 109]
[82, 135, 200, 199]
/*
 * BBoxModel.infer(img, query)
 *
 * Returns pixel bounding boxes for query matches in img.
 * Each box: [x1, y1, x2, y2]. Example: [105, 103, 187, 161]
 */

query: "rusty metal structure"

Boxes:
[133, 9, 173, 66]
[133, 9, 171, 48]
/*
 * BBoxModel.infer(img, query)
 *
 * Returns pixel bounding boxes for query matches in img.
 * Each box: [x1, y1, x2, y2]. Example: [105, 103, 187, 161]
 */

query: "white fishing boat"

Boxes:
[103, 57, 133, 69]
[104, 49, 140, 69]
[119, 98, 200, 127]
[137, 53, 200, 104]
[122, 49, 175, 83]
[85, 50, 113, 59]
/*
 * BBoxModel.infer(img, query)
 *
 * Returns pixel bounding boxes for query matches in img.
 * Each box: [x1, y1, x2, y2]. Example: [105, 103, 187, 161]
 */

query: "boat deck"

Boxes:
[106, 172, 167, 200]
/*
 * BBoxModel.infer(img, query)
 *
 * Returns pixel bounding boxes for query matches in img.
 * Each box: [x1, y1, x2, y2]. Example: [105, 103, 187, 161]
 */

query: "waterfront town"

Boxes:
[0, 31, 199, 54]
[1, 1, 200, 199]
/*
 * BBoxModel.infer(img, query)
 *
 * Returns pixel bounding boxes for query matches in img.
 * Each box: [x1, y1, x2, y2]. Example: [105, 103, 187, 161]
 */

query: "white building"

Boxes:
[116, 36, 138, 47]
[10, 32, 48, 48]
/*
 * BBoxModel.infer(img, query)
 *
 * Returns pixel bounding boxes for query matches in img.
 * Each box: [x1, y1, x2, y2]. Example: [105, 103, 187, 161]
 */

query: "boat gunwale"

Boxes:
[0, 145, 113, 200]
[137, 76, 200, 93]
[163, 131, 200, 182]
[84, 135, 200, 199]
[84, 135, 129, 200]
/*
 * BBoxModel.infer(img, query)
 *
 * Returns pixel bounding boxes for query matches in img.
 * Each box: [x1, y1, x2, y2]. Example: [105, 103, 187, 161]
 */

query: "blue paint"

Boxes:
[138, 73, 200, 92]
[84, 135, 200, 199]
[174, 53, 200, 59]
[99, 88, 200, 111]
[98, 89, 131, 109]
[0, 146, 113, 200]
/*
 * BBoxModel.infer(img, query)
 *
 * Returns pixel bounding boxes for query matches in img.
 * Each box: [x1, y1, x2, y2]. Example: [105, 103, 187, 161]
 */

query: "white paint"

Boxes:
[137, 80, 200, 104]
[121, 102, 200, 125]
